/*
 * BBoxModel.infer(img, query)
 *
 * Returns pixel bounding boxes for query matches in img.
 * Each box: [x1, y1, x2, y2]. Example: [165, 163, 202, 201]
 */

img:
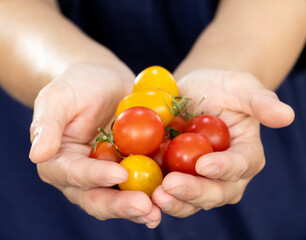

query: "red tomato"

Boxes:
[89, 141, 122, 163]
[113, 107, 165, 156]
[167, 116, 187, 133]
[148, 137, 171, 176]
[165, 133, 213, 176]
[184, 114, 230, 151]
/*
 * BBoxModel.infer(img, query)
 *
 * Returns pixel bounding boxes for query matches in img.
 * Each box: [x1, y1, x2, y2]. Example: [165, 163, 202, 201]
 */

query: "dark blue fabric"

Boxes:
[58, 0, 218, 74]
[1, 1, 305, 239]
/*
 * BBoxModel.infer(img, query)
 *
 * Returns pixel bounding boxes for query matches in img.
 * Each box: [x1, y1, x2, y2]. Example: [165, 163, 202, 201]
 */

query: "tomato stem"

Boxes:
[165, 96, 192, 117]
[216, 109, 224, 117]
[185, 96, 206, 119]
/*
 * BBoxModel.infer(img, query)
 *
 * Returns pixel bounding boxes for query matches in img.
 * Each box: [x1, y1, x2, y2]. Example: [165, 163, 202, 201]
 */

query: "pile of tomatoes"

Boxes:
[89, 66, 230, 197]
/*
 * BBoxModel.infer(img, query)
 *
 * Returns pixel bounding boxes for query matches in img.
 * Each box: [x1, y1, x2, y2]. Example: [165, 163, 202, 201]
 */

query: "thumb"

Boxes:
[29, 84, 72, 163]
[248, 91, 295, 128]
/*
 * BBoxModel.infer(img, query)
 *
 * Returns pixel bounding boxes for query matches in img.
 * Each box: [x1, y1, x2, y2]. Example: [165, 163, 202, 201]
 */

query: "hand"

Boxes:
[29, 63, 161, 228]
[152, 69, 294, 217]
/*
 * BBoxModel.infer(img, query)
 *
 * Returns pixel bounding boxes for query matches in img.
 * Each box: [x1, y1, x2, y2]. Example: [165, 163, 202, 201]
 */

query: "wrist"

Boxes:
[174, 23, 266, 87]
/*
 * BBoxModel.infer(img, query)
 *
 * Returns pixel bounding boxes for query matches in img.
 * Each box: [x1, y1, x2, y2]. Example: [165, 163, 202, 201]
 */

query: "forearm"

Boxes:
[174, 0, 306, 90]
[0, 0, 132, 106]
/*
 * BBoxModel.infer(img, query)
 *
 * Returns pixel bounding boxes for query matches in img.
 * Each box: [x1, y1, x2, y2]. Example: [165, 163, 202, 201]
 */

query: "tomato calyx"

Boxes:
[95, 128, 113, 150]
[165, 127, 181, 139]
[94, 128, 125, 159]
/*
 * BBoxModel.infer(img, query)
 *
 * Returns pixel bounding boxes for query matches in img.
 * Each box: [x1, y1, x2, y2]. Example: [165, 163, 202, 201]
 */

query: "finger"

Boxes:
[37, 151, 128, 189]
[249, 91, 295, 128]
[29, 81, 75, 163]
[225, 73, 295, 128]
[161, 172, 249, 211]
[132, 205, 162, 229]
[64, 187, 161, 227]
[152, 185, 200, 218]
[196, 138, 265, 182]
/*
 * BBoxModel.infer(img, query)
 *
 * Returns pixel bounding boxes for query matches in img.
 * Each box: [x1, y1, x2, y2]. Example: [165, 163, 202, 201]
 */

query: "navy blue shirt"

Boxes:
[1, 1, 306, 239]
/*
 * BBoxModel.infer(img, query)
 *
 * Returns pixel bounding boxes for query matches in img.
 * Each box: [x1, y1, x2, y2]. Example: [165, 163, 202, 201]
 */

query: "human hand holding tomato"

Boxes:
[152, 69, 294, 217]
[29, 63, 162, 228]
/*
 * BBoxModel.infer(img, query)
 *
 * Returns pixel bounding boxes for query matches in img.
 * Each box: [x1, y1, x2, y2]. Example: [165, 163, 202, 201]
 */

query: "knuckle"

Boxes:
[229, 192, 244, 205]
[107, 193, 121, 218]
[231, 154, 250, 182]
[203, 187, 225, 210]
[238, 161, 250, 179]
[36, 165, 52, 184]
[251, 144, 265, 176]
[95, 216, 107, 221]
[173, 205, 200, 218]
[67, 162, 83, 188]
[257, 157, 266, 174]
[83, 191, 99, 218]
[188, 185, 204, 201]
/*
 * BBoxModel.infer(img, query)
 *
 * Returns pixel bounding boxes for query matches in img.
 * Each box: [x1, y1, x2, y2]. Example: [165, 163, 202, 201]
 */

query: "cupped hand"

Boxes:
[152, 69, 294, 217]
[29, 63, 161, 228]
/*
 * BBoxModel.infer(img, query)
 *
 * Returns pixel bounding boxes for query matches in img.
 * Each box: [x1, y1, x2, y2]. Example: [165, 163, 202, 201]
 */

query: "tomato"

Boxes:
[184, 115, 230, 151]
[113, 107, 165, 156]
[165, 133, 213, 176]
[148, 137, 171, 176]
[89, 141, 122, 163]
[118, 155, 163, 198]
[116, 88, 175, 126]
[167, 116, 187, 133]
[133, 66, 179, 97]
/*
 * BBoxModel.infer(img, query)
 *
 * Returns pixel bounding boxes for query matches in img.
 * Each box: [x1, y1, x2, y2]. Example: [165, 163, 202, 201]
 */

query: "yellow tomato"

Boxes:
[118, 155, 163, 198]
[116, 88, 175, 126]
[133, 66, 179, 97]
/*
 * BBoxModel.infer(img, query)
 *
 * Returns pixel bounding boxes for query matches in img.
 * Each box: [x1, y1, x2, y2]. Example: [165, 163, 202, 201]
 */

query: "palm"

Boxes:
[152, 69, 294, 217]
[55, 64, 133, 144]
[33, 63, 162, 228]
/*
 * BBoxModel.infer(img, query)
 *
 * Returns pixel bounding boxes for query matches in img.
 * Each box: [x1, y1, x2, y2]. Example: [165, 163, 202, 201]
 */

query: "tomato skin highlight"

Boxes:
[148, 137, 171, 176]
[133, 65, 179, 97]
[118, 155, 163, 198]
[116, 88, 175, 126]
[184, 115, 230, 152]
[113, 107, 165, 156]
[89, 142, 122, 163]
[165, 133, 213, 176]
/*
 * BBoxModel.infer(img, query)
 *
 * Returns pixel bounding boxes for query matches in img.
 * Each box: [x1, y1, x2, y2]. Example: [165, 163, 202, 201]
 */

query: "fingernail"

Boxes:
[105, 177, 126, 186]
[126, 207, 145, 217]
[166, 185, 187, 197]
[29, 132, 40, 161]
[136, 216, 150, 224]
[200, 164, 219, 176]
[146, 221, 159, 229]
[30, 125, 42, 143]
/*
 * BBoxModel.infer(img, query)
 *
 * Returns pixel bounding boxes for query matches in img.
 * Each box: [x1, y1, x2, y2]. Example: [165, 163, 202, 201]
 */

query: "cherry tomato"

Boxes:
[89, 141, 122, 163]
[133, 66, 179, 97]
[148, 137, 171, 176]
[167, 116, 187, 133]
[184, 115, 230, 151]
[116, 88, 175, 126]
[165, 133, 213, 176]
[113, 107, 165, 156]
[118, 155, 163, 198]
